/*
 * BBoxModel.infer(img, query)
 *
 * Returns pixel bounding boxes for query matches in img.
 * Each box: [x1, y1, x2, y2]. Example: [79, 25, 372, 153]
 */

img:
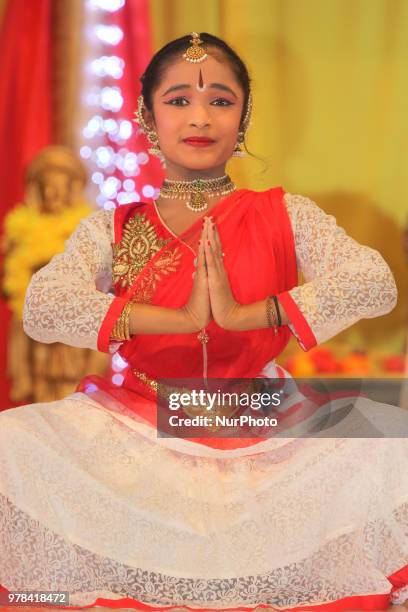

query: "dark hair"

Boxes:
[139, 32, 267, 168]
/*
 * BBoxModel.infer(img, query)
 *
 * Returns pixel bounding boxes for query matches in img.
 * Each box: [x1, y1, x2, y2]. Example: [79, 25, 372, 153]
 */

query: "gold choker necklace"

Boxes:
[158, 175, 236, 212]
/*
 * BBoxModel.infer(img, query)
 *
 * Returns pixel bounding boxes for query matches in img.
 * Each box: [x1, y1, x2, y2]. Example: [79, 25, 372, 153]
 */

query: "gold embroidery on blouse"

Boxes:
[132, 247, 183, 303]
[112, 212, 181, 297]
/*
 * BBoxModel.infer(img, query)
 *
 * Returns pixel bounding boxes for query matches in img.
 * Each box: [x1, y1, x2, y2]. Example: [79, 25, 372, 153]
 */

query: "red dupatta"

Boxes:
[77, 187, 298, 448]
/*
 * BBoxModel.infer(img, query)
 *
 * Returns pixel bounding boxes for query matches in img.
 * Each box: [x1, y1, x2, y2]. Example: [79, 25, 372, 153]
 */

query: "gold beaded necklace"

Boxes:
[158, 175, 236, 212]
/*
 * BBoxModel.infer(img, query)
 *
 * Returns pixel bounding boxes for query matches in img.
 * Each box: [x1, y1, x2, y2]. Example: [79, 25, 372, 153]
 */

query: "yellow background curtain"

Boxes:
[150, 0, 407, 353]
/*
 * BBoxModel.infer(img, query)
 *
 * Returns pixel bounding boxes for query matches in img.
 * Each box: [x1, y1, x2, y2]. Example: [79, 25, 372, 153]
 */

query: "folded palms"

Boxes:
[185, 216, 240, 331]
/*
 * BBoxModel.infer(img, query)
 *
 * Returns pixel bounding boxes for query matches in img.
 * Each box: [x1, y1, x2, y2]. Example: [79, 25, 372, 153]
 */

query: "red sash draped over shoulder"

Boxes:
[77, 187, 298, 448]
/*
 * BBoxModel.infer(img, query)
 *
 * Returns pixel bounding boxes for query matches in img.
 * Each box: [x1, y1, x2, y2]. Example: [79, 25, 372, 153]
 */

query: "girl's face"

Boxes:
[145, 54, 245, 178]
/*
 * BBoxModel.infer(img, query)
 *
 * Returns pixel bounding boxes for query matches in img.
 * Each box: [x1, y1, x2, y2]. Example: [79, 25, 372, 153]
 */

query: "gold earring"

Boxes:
[144, 128, 162, 159]
[232, 92, 253, 158]
[133, 95, 165, 163]
[232, 132, 246, 157]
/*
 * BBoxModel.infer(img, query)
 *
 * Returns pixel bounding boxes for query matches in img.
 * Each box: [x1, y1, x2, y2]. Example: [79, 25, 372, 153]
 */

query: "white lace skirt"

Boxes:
[0, 389, 408, 611]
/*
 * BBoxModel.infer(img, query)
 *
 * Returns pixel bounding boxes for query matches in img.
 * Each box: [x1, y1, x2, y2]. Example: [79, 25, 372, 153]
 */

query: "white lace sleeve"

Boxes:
[282, 193, 398, 349]
[23, 209, 117, 351]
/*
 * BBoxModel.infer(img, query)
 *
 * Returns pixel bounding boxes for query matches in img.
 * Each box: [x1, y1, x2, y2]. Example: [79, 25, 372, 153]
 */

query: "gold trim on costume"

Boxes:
[132, 247, 183, 304]
[112, 213, 171, 289]
[112, 212, 183, 303]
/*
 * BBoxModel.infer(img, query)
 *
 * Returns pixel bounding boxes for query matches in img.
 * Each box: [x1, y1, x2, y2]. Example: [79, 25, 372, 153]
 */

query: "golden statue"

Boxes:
[4, 146, 108, 403]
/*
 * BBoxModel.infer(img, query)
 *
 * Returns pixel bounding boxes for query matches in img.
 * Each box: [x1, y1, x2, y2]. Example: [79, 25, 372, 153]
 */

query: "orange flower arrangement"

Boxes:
[282, 346, 405, 377]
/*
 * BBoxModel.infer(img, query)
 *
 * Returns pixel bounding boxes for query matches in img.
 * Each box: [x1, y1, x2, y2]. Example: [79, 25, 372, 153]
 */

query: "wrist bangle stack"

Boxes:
[272, 295, 282, 327]
[111, 301, 133, 341]
[265, 295, 281, 336]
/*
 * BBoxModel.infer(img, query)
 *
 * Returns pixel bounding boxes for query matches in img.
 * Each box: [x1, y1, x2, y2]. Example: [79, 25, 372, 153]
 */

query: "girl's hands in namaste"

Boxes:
[181, 220, 212, 331]
[203, 217, 243, 331]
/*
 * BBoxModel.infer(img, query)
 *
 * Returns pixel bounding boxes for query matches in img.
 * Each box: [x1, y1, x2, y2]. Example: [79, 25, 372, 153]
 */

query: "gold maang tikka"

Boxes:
[183, 32, 208, 63]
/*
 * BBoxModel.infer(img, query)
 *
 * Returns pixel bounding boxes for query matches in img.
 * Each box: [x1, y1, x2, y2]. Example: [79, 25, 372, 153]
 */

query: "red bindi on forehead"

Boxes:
[196, 68, 206, 92]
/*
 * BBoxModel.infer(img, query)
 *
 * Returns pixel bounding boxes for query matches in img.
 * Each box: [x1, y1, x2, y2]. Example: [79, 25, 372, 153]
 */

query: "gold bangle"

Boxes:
[111, 301, 133, 341]
[272, 295, 282, 326]
[111, 314, 124, 341]
[119, 306, 126, 339]
[265, 295, 278, 335]
[122, 301, 133, 340]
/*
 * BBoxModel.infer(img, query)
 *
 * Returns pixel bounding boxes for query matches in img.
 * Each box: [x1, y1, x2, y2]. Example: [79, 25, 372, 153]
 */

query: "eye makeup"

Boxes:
[164, 96, 234, 106]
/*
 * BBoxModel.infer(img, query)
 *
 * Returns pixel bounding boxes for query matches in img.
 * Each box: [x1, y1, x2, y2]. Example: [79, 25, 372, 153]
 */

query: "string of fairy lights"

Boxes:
[79, 0, 159, 211]
[78, 0, 162, 388]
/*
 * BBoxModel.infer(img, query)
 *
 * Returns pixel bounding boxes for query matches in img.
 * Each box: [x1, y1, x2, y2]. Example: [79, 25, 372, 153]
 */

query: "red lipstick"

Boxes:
[183, 137, 215, 147]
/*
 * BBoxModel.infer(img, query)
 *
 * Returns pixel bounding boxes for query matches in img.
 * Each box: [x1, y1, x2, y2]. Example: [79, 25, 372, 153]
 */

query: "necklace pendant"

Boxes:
[187, 191, 208, 212]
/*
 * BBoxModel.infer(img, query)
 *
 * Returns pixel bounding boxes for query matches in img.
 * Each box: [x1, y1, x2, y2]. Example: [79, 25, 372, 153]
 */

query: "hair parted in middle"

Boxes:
[139, 32, 252, 132]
